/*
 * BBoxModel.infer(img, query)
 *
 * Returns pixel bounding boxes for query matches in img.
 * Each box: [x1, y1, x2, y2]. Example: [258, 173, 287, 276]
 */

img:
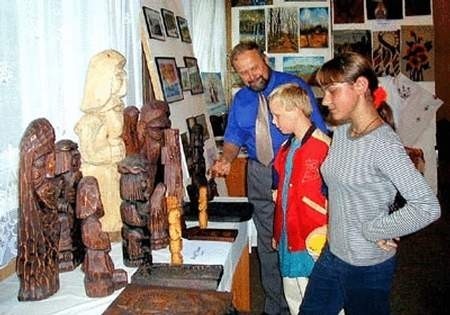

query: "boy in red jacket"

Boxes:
[268, 83, 330, 315]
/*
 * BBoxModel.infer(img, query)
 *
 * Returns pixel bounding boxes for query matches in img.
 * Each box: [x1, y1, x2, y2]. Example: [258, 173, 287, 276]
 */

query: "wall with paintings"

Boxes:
[228, 0, 440, 192]
[140, 0, 227, 195]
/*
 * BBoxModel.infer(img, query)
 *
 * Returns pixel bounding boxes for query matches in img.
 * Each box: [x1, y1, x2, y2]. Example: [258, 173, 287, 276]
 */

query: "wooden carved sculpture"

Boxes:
[149, 182, 169, 250]
[162, 129, 184, 203]
[162, 128, 186, 235]
[55, 139, 84, 272]
[74, 49, 127, 232]
[186, 123, 218, 213]
[118, 154, 152, 267]
[76, 176, 127, 297]
[17, 118, 60, 301]
[137, 100, 171, 196]
[198, 186, 208, 229]
[167, 196, 183, 265]
[122, 106, 140, 156]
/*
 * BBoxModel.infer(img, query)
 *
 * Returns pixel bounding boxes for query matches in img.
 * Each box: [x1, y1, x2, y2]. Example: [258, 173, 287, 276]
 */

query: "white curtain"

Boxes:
[182, 0, 226, 75]
[0, 0, 142, 268]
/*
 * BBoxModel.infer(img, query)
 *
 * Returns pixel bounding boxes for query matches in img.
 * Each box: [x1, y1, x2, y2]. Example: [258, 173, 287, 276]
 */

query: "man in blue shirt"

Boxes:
[210, 41, 326, 315]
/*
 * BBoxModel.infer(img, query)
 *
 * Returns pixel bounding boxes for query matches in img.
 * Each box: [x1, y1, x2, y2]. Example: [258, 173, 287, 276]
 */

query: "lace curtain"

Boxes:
[0, 0, 142, 268]
[182, 0, 226, 74]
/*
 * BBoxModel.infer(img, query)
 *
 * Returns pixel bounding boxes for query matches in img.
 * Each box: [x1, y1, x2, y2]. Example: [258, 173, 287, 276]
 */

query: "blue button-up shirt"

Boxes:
[224, 70, 327, 161]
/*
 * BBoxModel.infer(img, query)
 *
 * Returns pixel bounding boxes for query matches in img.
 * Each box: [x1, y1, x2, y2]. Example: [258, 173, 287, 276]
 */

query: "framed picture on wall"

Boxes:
[155, 57, 184, 103]
[176, 16, 192, 43]
[143, 7, 165, 41]
[184, 56, 203, 95]
[161, 8, 179, 38]
[179, 67, 191, 91]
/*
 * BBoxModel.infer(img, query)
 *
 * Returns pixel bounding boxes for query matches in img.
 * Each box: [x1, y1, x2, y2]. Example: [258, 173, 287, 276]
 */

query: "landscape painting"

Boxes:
[299, 7, 329, 48]
[239, 9, 265, 49]
[267, 7, 299, 53]
[333, 30, 372, 61]
[283, 56, 324, 82]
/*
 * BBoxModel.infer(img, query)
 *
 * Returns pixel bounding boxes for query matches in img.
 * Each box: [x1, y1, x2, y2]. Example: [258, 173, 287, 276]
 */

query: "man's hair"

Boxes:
[268, 83, 312, 117]
[229, 41, 265, 67]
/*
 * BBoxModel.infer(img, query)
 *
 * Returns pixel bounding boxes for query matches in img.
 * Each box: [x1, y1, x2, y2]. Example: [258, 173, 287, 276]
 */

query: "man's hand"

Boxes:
[209, 157, 232, 177]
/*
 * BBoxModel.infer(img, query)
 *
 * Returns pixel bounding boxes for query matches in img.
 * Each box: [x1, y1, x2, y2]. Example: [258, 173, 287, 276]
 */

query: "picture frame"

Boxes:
[161, 8, 179, 38]
[184, 56, 203, 95]
[176, 16, 192, 43]
[155, 57, 184, 103]
[179, 67, 191, 91]
[143, 7, 165, 41]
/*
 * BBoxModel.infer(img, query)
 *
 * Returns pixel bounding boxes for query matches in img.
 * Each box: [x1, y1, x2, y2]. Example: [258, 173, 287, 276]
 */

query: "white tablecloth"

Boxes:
[0, 220, 250, 315]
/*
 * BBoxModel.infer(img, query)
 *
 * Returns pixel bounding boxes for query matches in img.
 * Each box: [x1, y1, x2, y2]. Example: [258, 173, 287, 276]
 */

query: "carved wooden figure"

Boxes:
[118, 154, 152, 267]
[167, 196, 183, 265]
[137, 100, 171, 195]
[186, 123, 218, 213]
[17, 118, 60, 301]
[148, 182, 169, 250]
[162, 128, 186, 234]
[198, 186, 208, 229]
[55, 139, 84, 272]
[74, 49, 127, 232]
[122, 106, 140, 156]
[76, 176, 127, 297]
[162, 129, 184, 202]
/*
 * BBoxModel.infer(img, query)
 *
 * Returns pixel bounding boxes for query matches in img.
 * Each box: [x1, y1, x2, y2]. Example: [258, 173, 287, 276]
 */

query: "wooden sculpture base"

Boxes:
[131, 263, 223, 291]
[183, 201, 253, 222]
[103, 283, 234, 315]
[183, 226, 238, 242]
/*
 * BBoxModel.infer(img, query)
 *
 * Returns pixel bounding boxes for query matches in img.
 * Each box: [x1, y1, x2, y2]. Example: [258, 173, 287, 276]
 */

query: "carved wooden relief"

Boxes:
[103, 284, 233, 315]
[131, 264, 224, 291]
[17, 118, 60, 301]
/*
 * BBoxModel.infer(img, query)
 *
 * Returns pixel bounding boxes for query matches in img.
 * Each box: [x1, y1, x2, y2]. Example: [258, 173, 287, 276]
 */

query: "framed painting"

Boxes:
[184, 57, 203, 95]
[179, 67, 191, 91]
[161, 8, 179, 38]
[155, 57, 184, 103]
[176, 16, 192, 43]
[143, 7, 165, 41]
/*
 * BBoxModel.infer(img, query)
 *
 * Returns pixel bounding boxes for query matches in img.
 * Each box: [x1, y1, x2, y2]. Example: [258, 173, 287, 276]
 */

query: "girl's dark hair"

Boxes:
[316, 52, 379, 93]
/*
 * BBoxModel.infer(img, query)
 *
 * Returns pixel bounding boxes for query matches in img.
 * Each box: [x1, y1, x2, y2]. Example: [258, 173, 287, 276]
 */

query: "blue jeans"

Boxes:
[299, 247, 396, 315]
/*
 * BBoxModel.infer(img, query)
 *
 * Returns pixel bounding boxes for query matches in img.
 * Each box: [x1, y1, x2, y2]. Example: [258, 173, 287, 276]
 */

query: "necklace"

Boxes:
[350, 116, 381, 138]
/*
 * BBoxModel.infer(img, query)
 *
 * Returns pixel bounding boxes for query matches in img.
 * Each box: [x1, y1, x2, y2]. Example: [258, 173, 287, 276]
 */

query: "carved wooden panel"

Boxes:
[103, 284, 233, 315]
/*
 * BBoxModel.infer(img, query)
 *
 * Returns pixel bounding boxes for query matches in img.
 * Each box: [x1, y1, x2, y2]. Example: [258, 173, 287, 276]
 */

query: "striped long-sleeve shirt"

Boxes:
[322, 123, 440, 266]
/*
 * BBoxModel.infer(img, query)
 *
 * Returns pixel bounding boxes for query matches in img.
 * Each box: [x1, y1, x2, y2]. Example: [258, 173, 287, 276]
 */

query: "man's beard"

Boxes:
[248, 76, 268, 92]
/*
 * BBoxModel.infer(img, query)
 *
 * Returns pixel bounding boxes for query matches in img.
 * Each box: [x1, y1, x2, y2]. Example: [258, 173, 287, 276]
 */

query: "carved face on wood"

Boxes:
[118, 155, 151, 201]
[76, 176, 105, 219]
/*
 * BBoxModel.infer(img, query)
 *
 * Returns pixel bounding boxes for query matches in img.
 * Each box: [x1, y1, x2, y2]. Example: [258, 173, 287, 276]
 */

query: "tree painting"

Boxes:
[401, 25, 434, 81]
[299, 7, 329, 48]
[239, 9, 265, 49]
[268, 7, 299, 53]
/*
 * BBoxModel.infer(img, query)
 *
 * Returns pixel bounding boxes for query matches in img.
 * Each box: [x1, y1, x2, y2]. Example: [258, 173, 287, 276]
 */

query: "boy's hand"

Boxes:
[272, 237, 278, 250]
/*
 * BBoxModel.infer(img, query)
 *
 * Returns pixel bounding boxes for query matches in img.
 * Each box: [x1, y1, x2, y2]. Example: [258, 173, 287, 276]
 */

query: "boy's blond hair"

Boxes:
[268, 83, 312, 117]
